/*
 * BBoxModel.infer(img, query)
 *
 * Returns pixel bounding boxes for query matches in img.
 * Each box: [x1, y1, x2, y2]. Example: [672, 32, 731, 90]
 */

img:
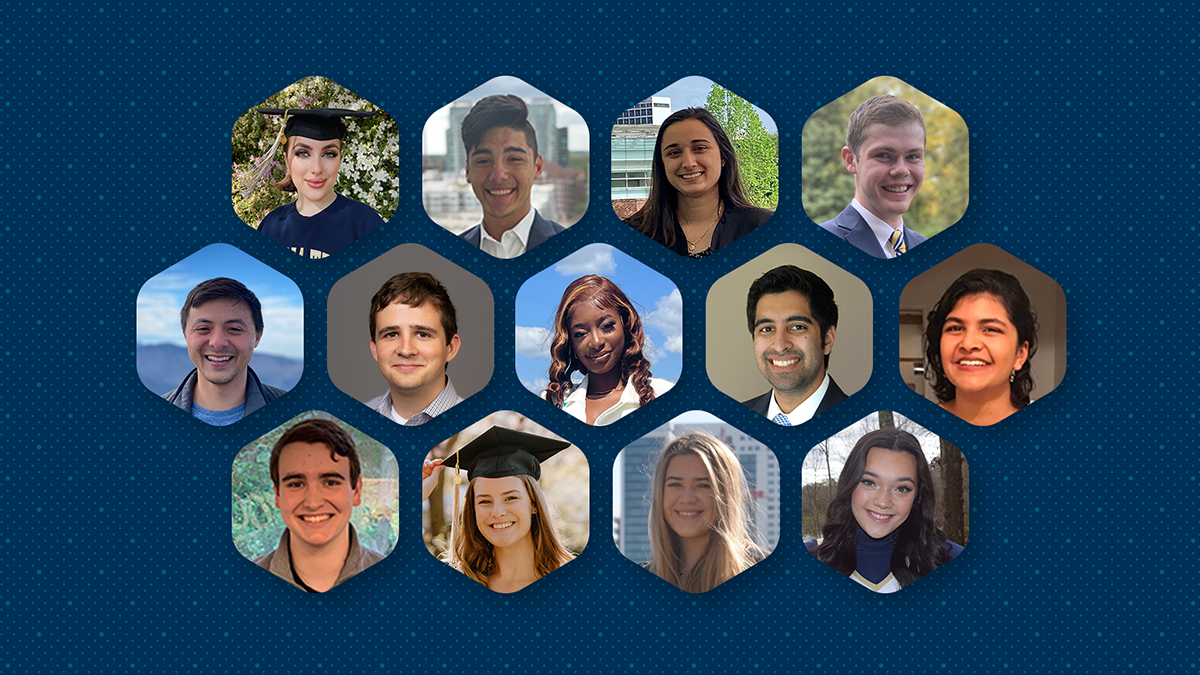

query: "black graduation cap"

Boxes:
[442, 427, 570, 482]
[257, 108, 376, 141]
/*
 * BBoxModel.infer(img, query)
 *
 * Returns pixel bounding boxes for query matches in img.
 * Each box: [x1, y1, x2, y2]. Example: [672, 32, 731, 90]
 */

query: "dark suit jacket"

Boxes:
[742, 376, 848, 419]
[818, 204, 927, 259]
[459, 210, 564, 255]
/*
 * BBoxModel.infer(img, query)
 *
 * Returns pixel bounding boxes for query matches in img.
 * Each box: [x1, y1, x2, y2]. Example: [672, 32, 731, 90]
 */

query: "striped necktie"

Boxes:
[887, 228, 906, 257]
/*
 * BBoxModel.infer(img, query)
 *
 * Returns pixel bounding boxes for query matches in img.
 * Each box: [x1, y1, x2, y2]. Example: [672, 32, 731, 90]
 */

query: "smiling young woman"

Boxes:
[543, 275, 672, 426]
[624, 108, 773, 259]
[645, 433, 765, 594]
[244, 108, 385, 258]
[923, 269, 1039, 426]
[421, 427, 575, 593]
[809, 428, 963, 593]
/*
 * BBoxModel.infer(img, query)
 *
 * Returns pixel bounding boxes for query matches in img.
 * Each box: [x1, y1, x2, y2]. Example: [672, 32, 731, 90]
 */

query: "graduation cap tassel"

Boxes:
[450, 451, 462, 565]
[237, 110, 291, 200]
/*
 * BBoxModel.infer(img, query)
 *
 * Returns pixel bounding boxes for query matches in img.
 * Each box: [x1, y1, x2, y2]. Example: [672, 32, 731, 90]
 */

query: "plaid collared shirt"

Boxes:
[367, 377, 463, 426]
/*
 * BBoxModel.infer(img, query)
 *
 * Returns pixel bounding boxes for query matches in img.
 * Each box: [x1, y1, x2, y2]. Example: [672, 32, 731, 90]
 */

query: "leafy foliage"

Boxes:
[802, 77, 969, 236]
[230, 76, 399, 227]
[703, 84, 779, 210]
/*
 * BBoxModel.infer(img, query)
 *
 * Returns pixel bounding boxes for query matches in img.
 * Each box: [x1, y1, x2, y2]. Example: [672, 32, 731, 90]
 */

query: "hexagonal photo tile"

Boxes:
[232, 411, 398, 593]
[614, 411, 779, 593]
[137, 243, 302, 426]
[803, 76, 968, 259]
[515, 243, 680, 426]
[231, 75, 398, 259]
[707, 243, 872, 427]
[802, 410, 968, 593]
[900, 242, 1066, 426]
[422, 75, 589, 258]
[421, 411, 588, 593]
[326, 243, 493, 426]
[612, 76, 778, 259]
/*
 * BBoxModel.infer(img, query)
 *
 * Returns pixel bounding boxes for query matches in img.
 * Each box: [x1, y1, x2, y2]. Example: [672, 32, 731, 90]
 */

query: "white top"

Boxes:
[850, 198, 905, 259]
[551, 375, 674, 426]
[478, 207, 537, 259]
[766, 373, 831, 426]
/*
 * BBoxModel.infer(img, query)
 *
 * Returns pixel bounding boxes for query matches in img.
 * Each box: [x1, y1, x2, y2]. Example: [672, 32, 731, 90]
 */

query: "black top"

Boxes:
[625, 204, 773, 258]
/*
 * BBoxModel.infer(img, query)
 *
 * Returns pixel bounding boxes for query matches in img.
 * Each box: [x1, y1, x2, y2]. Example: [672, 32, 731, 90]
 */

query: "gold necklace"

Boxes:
[684, 202, 724, 252]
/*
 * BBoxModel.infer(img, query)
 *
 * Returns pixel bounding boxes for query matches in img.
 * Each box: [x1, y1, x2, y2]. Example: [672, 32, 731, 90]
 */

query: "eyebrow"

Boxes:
[476, 489, 521, 499]
[665, 475, 707, 482]
[754, 314, 813, 328]
[376, 323, 440, 337]
[869, 143, 923, 154]
[470, 146, 529, 157]
[571, 313, 616, 330]
[190, 317, 249, 327]
[281, 471, 348, 483]
[662, 139, 709, 152]
[945, 316, 1009, 326]
[862, 470, 915, 484]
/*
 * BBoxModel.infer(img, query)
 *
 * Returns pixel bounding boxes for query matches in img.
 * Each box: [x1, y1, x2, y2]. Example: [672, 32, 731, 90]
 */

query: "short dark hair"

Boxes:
[369, 272, 458, 344]
[269, 418, 361, 490]
[180, 277, 264, 335]
[923, 269, 1039, 408]
[845, 94, 925, 158]
[746, 265, 838, 368]
[459, 94, 538, 157]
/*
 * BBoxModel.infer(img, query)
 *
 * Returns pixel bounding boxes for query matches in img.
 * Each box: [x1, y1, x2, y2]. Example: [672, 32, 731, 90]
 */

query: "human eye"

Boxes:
[697, 481, 712, 490]
[665, 148, 681, 158]
[602, 321, 617, 332]
[859, 478, 877, 488]
[382, 330, 399, 340]
[285, 480, 303, 489]
[294, 150, 311, 158]
[943, 324, 963, 334]
[666, 480, 682, 488]
[416, 330, 433, 339]
[896, 485, 913, 494]
[324, 478, 344, 487]
[324, 149, 339, 158]
[758, 325, 775, 335]
[476, 498, 492, 506]
[788, 323, 807, 333]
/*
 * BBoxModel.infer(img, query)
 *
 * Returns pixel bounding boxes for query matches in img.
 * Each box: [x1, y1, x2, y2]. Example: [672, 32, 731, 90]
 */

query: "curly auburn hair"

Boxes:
[543, 275, 656, 409]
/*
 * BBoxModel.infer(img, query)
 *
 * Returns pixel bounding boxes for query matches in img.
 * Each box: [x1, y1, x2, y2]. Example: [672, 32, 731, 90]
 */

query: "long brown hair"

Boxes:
[448, 474, 572, 588]
[647, 433, 764, 593]
[544, 275, 655, 408]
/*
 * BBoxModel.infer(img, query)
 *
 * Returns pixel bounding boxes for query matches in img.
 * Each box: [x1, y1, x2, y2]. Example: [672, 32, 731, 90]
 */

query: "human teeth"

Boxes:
[680, 172, 702, 179]
[491, 522, 514, 529]
[206, 356, 232, 362]
[883, 186, 909, 193]
[677, 511, 700, 517]
[868, 511, 892, 520]
[301, 515, 331, 523]
[771, 358, 798, 367]
[487, 188, 514, 195]
[959, 360, 987, 366]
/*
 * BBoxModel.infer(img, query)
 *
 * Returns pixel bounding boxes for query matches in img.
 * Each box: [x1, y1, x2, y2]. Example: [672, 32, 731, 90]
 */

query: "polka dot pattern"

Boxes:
[2, 3, 1191, 672]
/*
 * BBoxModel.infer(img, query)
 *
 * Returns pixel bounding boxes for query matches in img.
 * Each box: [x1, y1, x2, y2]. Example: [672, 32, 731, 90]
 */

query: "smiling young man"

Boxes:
[255, 418, 384, 593]
[457, 94, 564, 259]
[163, 278, 287, 426]
[365, 272, 462, 426]
[742, 266, 847, 426]
[818, 95, 928, 259]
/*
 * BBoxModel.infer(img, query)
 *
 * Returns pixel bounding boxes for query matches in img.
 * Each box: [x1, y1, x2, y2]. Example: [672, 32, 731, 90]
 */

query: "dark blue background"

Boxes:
[5, 2, 1194, 672]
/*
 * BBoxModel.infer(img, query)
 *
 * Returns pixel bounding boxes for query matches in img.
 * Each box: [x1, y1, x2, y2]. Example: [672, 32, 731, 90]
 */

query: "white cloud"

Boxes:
[515, 326, 551, 359]
[644, 288, 684, 355]
[520, 378, 550, 395]
[554, 244, 616, 276]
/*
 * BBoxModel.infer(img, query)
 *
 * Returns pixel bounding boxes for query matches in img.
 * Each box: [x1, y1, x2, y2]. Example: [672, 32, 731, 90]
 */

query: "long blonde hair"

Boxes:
[449, 474, 573, 588]
[647, 432, 764, 593]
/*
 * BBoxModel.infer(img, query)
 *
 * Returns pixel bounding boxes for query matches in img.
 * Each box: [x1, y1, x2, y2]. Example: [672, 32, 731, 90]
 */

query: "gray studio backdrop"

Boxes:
[705, 243, 874, 404]
[326, 243, 495, 406]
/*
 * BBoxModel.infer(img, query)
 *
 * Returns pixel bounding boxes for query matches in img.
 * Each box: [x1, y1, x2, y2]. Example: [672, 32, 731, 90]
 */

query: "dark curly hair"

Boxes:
[544, 275, 655, 409]
[922, 269, 1039, 408]
[817, 428, 951, 589]
[626, 108, 762, 249]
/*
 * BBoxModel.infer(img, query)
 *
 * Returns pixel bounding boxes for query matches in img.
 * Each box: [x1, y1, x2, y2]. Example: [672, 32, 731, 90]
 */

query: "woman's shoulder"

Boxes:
[649, 378, 675, 396]
[259, 201, 296, 230]
[726, 204, 775, 226]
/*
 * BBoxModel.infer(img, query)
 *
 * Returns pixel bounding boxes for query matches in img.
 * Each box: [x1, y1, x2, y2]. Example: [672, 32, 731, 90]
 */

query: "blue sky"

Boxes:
[515, 244, 682, 394]
[639, 75, 777, 133]
[135, 243, 305, 358]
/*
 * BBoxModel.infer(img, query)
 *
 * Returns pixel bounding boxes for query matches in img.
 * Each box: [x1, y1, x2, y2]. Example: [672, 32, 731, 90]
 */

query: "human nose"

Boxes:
[303, 483, 324, 507]
[397, 333, 417, 356]
[681, 149, 699, 167]
[873, 489, 893, 509]
[209, 328, 230, 348]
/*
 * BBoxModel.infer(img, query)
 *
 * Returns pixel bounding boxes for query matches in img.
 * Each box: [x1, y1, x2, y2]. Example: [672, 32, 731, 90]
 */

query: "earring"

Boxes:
[1010, 370, 1017, 383]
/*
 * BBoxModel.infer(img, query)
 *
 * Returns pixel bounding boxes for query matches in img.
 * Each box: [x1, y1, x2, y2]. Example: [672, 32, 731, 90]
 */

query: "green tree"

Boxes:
[704, 84, 779, 210]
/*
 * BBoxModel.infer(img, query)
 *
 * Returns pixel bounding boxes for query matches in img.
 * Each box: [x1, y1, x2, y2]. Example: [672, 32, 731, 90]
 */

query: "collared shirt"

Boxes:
[367, 377, 463, 426]
[850, 199, 906, 259]
[555, 375, 674, 427]
[766, 373, 831, 426]
[478, 207, 537, 259]
[253, 524, 385, 593]
[162, 365, 287, 423]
